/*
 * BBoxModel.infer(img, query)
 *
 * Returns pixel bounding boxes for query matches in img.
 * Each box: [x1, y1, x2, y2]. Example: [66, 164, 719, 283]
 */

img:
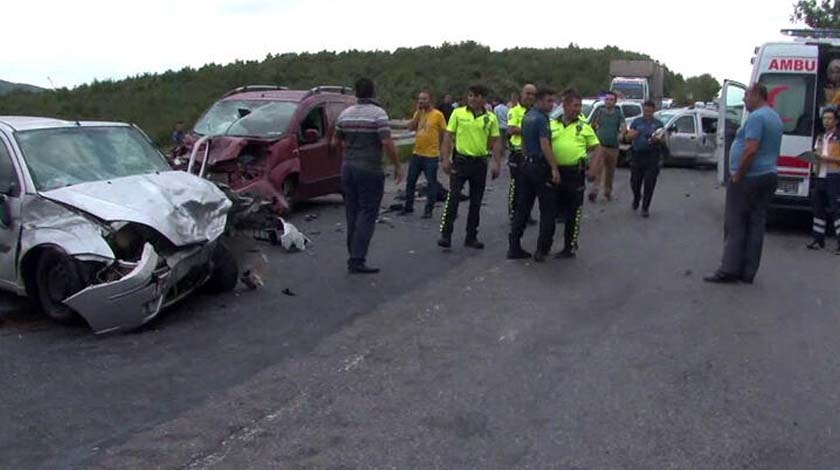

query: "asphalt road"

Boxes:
[2, 167, 839, 470]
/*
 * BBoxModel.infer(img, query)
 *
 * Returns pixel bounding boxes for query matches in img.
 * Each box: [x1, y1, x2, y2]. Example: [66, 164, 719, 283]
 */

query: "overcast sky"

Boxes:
[1, 0, 804, 89]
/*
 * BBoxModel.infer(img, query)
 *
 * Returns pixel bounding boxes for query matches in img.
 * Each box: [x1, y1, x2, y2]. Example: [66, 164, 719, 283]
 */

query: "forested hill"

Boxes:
[0, 42, 712, 146]
[0, 79, 44, 95]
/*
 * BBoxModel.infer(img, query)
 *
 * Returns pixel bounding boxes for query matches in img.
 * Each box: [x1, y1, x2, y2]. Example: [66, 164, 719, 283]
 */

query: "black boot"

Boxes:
[464, 238, 485, 250]
[807, 239, 825, 250]
[507, 240, 532, 259]
[703, 271, 740, 284]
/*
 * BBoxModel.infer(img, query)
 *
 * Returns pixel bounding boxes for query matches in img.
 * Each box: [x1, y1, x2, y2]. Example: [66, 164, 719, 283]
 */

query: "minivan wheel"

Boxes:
[35, 249, 84, 324]
[281, 176, 298, 213]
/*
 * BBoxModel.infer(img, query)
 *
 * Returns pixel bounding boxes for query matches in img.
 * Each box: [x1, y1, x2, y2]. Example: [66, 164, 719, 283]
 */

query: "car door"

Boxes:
[716, 80, 747, 184]
[698, 114, 718, 161]
[0, 133, 24, 289]
[325, 102, 348, 184]
[296, 104, 332, 195]
[667, 113, 700, 160]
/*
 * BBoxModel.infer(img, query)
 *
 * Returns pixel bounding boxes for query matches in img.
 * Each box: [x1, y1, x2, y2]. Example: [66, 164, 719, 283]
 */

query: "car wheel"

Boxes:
[35, 249, 85, 324]
[202, 242, 239, 293]
[660, 148, 671, 166]
[281, 176, 298, 213]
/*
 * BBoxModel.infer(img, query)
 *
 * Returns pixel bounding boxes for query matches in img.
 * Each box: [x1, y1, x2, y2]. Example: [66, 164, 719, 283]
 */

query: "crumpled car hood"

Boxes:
[40, 171, 231, 246]
[204, 136, 248, 164]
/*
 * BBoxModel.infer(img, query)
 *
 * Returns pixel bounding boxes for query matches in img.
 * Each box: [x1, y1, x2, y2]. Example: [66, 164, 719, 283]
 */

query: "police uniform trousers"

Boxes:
[440, 154, 488, 240]
[556, 162, 587, 252]
[509, 156, 557, 253]
[812, 173, 840, 243]
[507, 150, 524, 219]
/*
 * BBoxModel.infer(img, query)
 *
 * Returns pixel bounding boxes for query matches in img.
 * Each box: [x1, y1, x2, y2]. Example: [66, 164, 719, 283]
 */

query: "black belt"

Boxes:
[557, 160, 587, 171]
[524, 154, 547, 164]
[454, 152, 489, 163]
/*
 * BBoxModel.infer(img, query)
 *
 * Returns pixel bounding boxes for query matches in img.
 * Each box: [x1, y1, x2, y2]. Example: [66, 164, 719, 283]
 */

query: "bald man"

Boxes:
[507, 84, 537, 221]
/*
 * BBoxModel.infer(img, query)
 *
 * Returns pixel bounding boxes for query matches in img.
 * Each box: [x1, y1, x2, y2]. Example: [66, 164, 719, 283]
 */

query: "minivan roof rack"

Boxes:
[223, 85, 288, 97]
[781, 28, 840, 39]
[303, 86, 353, 99]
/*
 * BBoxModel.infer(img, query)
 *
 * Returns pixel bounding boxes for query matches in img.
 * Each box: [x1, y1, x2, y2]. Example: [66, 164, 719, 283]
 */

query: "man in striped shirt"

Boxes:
[334, 78, 403, 274]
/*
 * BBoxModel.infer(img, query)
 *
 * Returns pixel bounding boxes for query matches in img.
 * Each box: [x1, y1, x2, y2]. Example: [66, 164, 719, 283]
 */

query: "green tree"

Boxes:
[682, 74, 721, 103]
[791, 0, 840, 28]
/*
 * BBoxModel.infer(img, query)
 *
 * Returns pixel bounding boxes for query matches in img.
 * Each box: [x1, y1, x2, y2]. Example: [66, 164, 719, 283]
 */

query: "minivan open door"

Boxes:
[716, 80, 748, 184]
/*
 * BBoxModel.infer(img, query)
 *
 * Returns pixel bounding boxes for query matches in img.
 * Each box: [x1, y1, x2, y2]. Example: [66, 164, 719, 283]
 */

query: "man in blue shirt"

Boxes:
[705, 84, 783, 284]
[627, 101, 665, 217]
[508, 88, 561, 262]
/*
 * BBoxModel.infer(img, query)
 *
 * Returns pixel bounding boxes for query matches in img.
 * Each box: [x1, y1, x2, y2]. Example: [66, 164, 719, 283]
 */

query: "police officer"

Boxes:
[507, 84, 537, 220]
[438, 85, 503, 250]
[551, 89, 600, 258]
[508, 88, 561, 262]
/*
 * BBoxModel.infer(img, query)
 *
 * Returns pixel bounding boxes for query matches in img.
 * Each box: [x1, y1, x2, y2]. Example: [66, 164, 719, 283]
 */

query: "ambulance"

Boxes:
[716, 29, 840, 211]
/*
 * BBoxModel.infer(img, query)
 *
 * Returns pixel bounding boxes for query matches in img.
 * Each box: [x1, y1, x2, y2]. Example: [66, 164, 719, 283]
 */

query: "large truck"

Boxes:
[609, 60, 665, 107]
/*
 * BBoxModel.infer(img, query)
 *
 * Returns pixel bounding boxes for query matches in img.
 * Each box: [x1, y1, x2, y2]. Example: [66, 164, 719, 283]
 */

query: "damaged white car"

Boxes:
[0, 117, 238, 333]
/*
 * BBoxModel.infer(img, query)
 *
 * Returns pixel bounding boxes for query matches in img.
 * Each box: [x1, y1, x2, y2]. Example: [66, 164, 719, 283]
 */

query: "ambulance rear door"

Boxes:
[755, 44, 818, 205]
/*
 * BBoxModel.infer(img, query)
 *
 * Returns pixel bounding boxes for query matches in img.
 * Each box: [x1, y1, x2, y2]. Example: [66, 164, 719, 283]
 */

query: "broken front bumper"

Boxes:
[64, 242, 214, 334]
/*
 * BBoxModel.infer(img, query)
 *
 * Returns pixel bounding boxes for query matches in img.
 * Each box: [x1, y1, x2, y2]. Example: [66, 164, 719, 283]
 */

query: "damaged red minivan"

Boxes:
[184, 85, 357, 214]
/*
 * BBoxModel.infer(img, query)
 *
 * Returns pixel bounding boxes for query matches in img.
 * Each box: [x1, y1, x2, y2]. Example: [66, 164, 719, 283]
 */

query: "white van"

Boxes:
[716, 29, 840, 211]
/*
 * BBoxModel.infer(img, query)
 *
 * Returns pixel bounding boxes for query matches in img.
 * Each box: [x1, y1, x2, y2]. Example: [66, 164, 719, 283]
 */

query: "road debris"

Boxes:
[241, 270, 264, 290]
[281, 288, 296, 296]
[377, 216, 396, 228]
[278, 218, 310, 251]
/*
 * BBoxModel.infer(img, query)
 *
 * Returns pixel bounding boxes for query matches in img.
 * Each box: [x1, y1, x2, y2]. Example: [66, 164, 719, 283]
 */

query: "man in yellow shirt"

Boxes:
[550, 89, 600, 258]
[403, 90, 447, 218]
[507, 84, 537, 220]
[438, 84, 503, 250]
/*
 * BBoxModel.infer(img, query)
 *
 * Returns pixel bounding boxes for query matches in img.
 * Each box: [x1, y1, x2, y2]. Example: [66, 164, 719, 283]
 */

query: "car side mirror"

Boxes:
[302, 129, 321, 144]
[667, 126, 677, 133]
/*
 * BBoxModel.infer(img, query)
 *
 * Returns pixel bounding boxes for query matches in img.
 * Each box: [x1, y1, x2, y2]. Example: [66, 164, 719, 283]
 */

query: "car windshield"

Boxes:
[612, 82, 645, 100]
[15, 126, 171, 192]
[548, 103, 594, 119]
[193, 99, 297, 138]
[654, 111, 678, 125]
[621, 105, 642, 118]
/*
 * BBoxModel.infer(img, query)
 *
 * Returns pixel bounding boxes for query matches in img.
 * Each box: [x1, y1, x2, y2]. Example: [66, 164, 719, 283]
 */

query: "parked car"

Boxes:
[0, 116, 238, 333]
[654, 107, 719, 166]
[185, 85, 357, 214]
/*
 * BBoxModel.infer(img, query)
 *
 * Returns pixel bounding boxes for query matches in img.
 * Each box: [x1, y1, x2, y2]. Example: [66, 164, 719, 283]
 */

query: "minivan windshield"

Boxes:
[193, 100, 297, 138]
[655, 111, 679, 125]
[612, 82, 645, 100]
[15, 126, 171, 191]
